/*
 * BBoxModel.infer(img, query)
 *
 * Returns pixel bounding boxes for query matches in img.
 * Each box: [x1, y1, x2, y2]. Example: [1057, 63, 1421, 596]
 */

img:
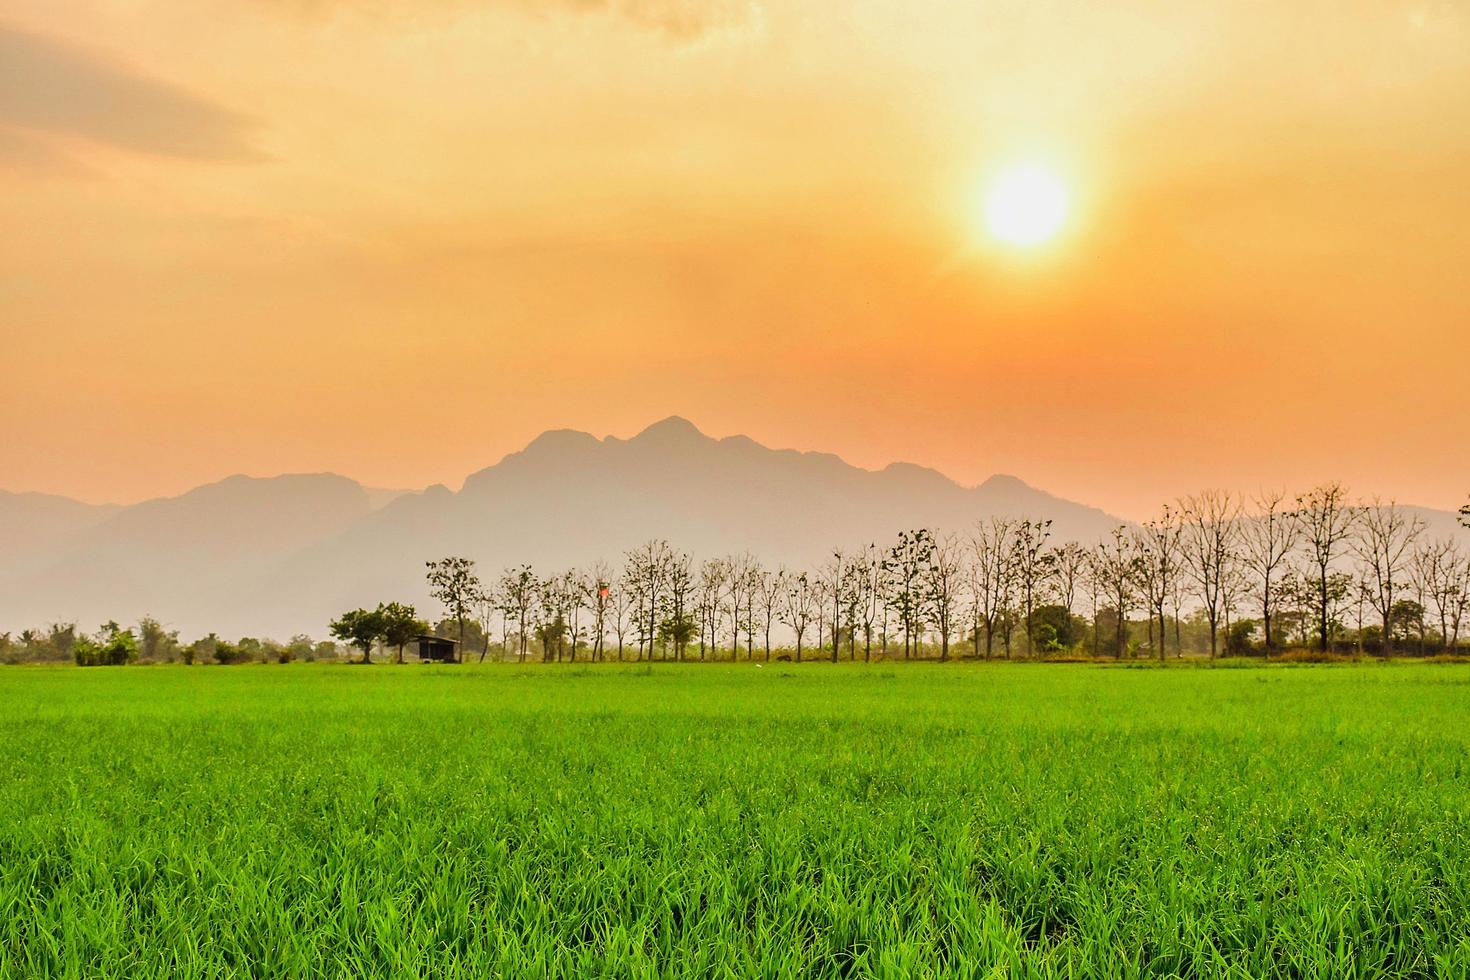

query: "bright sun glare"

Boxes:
[983, 165, 1069, 247]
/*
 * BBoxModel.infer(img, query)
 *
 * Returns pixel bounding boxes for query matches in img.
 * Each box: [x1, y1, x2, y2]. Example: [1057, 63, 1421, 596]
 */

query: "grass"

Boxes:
[1, 661, 1468, 978]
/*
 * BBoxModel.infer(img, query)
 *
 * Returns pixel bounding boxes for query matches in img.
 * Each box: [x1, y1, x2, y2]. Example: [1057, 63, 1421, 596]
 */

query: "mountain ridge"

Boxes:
[3, 417, 1464, 639]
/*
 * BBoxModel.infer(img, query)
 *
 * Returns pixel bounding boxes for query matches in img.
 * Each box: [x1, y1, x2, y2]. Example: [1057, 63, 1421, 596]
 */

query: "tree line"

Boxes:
[356, 485, 1470, 664]
[5, 487, 1468, 666]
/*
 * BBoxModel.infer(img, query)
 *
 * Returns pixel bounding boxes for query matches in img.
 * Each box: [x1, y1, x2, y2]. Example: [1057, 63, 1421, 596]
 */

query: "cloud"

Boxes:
[0, 25, 262, 161]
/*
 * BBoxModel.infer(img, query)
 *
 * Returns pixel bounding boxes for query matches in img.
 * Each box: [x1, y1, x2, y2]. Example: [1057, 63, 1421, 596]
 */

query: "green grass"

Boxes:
[2, 662, 1468, 978]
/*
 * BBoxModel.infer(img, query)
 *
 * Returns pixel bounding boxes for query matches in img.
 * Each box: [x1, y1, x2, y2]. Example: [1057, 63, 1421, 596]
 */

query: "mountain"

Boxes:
[0, 474, 374, 638]
[0, 490, 120, 568]
[3, 418, 1465, 640]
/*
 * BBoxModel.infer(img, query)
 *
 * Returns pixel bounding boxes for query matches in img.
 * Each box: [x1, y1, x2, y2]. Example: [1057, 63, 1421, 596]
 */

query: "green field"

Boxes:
[2, 662, 1468, 978]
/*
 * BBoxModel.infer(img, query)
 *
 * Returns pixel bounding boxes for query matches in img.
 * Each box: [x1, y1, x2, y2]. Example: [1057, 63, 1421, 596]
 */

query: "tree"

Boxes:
[1180, 490, 1242, 658]
[1353, 499, 1424, 656]
[1294, 484, 1360, 652]
[137, 615, 179, 662]
[426, 557, 483, 662]
[1011, 519, 1055, 657]
[1420, 539, 1468, 653]
[664, 553, 694, 660]
[779, 572, 818, 662]
[885, 529, 934, 658]
[609, 573, 634, 661]
[625, 540, 673, 661]
[1091, 528, 1140, 658]
[755, 566, 785, 661]
[1241, 488, 1299, 657]
[819, 549, 847, 663]
[968, 519, 1017, 659]
[851, 544, 884, 661]
[378, 601, 428, 664]
[723, 552, 753, 661]
[696, 559, 725, 659]
[1134, 506, 1182, 661]
[329, 607, 385, 664]
[499, 566, 537, 663]
[1051, 542, 1087, 644]
[924, 533, 963, 661]
[588, 560, 613, 662]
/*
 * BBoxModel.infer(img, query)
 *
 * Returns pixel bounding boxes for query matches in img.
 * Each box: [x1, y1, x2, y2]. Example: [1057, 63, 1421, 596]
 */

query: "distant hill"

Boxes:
[2, 417, 1465, 640]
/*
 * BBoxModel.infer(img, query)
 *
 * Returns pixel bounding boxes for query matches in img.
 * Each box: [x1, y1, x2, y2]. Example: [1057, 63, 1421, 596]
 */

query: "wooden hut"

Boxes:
[415, 634, 460, 663]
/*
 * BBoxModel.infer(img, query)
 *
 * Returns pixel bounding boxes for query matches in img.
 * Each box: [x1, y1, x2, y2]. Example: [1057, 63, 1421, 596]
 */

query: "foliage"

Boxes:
[329, 608, 386, 664]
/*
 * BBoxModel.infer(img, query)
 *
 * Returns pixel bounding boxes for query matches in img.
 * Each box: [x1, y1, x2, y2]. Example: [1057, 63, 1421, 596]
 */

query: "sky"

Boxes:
[2, 0, 1467, 520]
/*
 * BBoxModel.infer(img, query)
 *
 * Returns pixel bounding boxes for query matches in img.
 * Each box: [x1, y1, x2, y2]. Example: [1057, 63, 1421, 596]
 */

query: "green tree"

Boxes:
[378, 602, 428, 664]
[329, 607, 386, 664]
[426, 557, 482, 661]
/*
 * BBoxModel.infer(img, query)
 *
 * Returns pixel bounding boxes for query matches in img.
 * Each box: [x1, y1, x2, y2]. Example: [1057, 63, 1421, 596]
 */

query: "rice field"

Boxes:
[1, 661, 1468, 978]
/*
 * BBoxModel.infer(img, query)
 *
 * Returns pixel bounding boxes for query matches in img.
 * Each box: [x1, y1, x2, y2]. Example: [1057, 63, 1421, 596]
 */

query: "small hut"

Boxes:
[415, 634, 460, 663]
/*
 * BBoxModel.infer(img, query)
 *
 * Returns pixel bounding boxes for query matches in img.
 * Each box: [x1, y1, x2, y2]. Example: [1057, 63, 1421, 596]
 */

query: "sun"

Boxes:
[983, 165, 1070, 247]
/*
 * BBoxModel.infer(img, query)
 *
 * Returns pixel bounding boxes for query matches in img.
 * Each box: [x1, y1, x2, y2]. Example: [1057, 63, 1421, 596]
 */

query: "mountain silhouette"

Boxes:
[3, 417, 1464, 640]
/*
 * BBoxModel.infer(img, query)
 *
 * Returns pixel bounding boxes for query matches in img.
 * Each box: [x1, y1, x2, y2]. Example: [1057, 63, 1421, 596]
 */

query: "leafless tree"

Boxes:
[1353, 499, 1424, 656]
[588, 559, 613, 661]
[779, 571, 818, 662]
[922, 533, 963, 660]
[1092, 527, 1140, 658]
[1011, 519, 1055, 657]
[625, 540, 674, 661]
[1180, 490, 1242, 658]
[885, 529, 934, 659]
[724, 552, 753, 661]
[697, 558, 726, 660]
[499, 565, 537, 663]
[1294, 483, 1360, 652]
[1241, 488, 1299, 657]
[968, 518, 1017, 659]
[609, 574, 634, 661]
[665, 551, 695, 660]
[1134, 506, 1182, 661]
[850, 544, 883, 661]
[755, 566, 785, 660]
[1052, 541, 1087, 637]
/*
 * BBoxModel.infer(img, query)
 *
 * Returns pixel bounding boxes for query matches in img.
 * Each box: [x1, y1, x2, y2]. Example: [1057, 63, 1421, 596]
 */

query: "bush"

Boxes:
[1277, 648, 1357, 664]
[74, 627, 137, 667]
[213, 640, 249, 665]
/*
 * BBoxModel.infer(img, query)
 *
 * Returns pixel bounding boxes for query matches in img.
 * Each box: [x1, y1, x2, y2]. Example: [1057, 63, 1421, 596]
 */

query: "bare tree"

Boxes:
[665, 551, 695, 660]
[1011, 519, 1055, 657]
[1294, 483, 1360, 653]
[1241, 488, 1299, 657]
[588, 560, 613, 661]
[625, 540, 674, 661]
[697, 558, 727, 660]
[924, 532, 963, 661]
[499, 565, 537, 663]
[1353, 499, 1424, 656]
[1052, 542, 1087, 643]
[967, 518, 1017, 659]
[1134, 506, 1182, 662]
[1180, 490, 1242, 658]
[851, 544, 883, 661]
[724, 552, 753, 661]
[1092, 528, 1140, 658]
[779, 571, 818, 662]
[886, 530, 937, 658]
[609, 574, 634, 661]
[755, 566, 785, 660]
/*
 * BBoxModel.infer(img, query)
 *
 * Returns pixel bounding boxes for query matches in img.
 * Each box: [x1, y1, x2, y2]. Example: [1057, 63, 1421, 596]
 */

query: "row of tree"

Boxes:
[0, 618, 343, 666]
[402, 487, 1470, 664]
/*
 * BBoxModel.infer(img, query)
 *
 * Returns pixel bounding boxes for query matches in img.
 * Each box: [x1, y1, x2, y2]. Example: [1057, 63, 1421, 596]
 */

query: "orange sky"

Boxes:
[2, 0, 1468, 520]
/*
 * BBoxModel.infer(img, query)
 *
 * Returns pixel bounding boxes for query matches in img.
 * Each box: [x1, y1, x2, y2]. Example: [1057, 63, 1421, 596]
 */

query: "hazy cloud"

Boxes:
[0, 25, 262, 161]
